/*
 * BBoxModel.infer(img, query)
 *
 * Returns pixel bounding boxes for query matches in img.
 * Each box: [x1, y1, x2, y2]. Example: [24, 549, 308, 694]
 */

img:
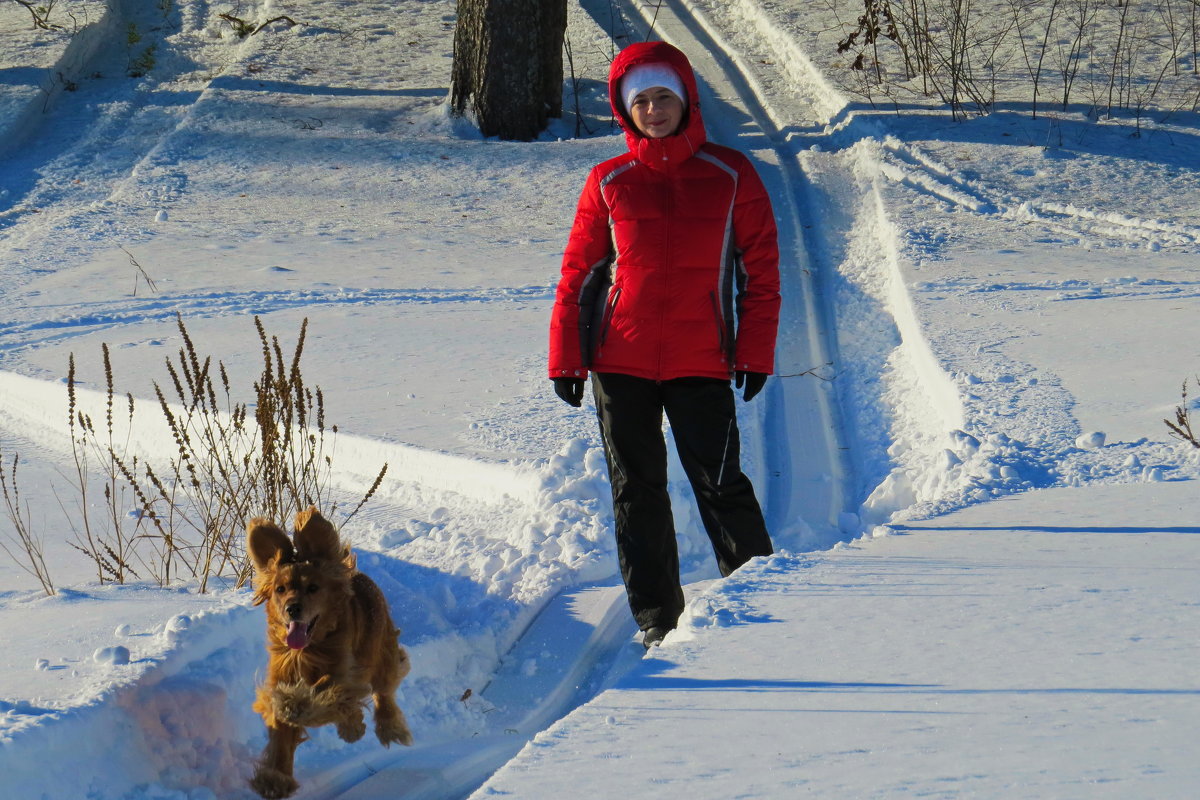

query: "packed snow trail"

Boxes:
[291, 585, 639, 799]
[472, 483, 1200, 799]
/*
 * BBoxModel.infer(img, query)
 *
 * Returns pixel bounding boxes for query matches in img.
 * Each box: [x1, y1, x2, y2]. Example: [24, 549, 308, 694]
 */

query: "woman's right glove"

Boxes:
[735, 371, 768, 402]
[552, 377, 585, 408]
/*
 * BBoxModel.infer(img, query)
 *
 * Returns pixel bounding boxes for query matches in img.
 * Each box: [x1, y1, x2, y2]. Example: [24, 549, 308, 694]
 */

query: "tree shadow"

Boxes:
[825, 101, 1200, 171]
[624, 660, 1200, 698]
[627, 673, 939, 694]
[893, 523, 1200, 535]
[208, 75, 447, 99]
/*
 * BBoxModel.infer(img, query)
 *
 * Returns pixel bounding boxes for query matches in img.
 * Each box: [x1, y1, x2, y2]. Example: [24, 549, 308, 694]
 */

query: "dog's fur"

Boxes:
[246, 507, 412, 799]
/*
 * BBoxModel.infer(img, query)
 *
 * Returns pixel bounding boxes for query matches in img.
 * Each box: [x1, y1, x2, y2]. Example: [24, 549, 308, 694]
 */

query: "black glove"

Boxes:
[735, 371, 767, 402]
[553, 377, 585, 408]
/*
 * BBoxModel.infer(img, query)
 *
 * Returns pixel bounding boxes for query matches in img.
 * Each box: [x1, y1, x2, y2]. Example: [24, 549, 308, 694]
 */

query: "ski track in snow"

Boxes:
[869, 136, 1200, 250]
[683, 0, 1200, 253]
[0, 285, 553, 352]
[0, 0, 217, 233]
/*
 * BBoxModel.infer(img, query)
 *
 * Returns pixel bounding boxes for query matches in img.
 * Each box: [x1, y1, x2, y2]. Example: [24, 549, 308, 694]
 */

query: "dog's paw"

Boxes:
[270, 683, 316, 727]
[336, 710, 367, 743]
[376, 716, 414, 747]
[249, 766, 299, 799]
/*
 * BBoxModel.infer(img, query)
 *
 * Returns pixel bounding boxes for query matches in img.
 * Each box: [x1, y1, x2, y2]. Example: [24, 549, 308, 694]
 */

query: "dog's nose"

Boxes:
[286, 603, 303, 620]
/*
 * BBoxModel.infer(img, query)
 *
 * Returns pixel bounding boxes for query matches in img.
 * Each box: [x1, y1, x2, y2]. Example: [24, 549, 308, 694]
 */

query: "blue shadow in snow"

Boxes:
[627, 676, 940, 693]
[894, 524, 1200, 535]
[352, 550, 522, 646]
[0, 67, 48, 87]
[209, 75, 446, 99]
[625, 661, 1200, 698]
[933, 686, 1200, 696]
[626, 659, 939, 693]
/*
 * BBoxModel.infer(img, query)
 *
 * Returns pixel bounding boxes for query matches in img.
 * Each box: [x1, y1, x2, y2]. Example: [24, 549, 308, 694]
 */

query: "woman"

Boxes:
[548, 40, 780, 649]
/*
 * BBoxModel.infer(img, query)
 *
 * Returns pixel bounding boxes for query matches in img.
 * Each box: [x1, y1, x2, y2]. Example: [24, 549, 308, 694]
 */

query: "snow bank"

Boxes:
[2, 595, 261, 800]
[0, 364, 623, 799]
[0, 0, 125, 160]
[0, 434, 621, 799]
[799, 139, 972, 529]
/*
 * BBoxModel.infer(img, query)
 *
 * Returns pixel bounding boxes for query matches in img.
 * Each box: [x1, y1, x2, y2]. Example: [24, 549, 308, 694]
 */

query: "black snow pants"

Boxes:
[591, 372, 774, 632]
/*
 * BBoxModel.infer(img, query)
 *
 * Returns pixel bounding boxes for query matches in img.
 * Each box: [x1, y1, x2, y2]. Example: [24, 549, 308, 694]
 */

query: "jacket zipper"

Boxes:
[659, 183, 671, 379]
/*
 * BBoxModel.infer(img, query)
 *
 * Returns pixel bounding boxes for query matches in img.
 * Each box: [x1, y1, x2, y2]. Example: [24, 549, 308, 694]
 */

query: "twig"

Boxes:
[252, 15, 298, 35]
[121, 247, 158, 296]
[218, 13, 298, 38]
[13, 0, 63, 31]
[1164, 377, 1200, 448]
[776, 362, 837, 382]
[0, 450, 55, 595]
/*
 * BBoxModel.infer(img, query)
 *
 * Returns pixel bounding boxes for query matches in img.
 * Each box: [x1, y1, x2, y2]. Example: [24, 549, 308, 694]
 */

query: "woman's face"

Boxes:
[629, 87, 684, 138]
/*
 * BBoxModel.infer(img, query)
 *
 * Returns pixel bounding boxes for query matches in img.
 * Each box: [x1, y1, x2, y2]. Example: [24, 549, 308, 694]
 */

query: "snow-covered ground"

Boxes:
[1, 0, 1198, 798]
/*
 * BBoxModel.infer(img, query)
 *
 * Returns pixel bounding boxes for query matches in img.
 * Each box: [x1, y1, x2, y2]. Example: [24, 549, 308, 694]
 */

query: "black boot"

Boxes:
[642, 626, 671, 650]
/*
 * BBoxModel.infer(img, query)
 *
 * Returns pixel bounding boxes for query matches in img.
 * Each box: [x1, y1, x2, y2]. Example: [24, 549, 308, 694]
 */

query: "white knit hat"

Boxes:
[620, 63, 687, 114]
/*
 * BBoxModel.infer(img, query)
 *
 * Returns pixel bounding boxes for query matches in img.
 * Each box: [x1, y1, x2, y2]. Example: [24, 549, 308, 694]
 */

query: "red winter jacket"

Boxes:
[548, 41, 780, 383]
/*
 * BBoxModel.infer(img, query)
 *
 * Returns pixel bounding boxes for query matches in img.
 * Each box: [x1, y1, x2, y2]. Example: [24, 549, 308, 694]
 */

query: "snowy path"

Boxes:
[292, 0, 854, 793]
[473, 482, 1200, 799]
[292, 585, 639, 799]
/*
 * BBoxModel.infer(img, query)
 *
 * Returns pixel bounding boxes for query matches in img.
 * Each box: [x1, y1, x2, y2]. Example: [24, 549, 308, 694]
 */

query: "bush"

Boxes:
[1165, 377, 1200, 448]
[832, 0, 1200, 121]
[8, 314, 386, 593]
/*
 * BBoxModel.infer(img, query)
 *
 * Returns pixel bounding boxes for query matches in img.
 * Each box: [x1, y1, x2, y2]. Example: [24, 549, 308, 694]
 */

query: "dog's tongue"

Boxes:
[285, 621, 311, 650]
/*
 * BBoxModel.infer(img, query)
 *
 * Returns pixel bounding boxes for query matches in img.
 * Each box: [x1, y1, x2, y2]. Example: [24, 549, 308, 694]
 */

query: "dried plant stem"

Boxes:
[1164, 378, 1200, 448]
[833, 0, 1200, 119]
[62, 313, 387, 592]
[0, 313, 389, 594]
[0, 450, 55, 596]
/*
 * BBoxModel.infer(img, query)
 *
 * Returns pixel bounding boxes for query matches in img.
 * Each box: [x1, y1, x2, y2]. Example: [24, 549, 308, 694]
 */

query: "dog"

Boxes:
[246, 506, 413, 799]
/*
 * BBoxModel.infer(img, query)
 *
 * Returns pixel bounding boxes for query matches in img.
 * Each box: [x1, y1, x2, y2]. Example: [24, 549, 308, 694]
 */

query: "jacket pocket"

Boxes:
[596, 287, 621, 359]
[709, 290, 731, 362]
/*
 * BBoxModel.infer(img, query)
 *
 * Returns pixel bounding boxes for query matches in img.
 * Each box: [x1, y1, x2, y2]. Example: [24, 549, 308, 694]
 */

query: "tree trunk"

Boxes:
[451, 0, 568, 141]
[540, 0, 567, 119]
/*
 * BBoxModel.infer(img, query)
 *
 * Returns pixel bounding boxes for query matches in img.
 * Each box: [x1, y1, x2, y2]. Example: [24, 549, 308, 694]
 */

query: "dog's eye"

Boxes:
[275, 585, 286, 594]
[306, 584, 319, 594]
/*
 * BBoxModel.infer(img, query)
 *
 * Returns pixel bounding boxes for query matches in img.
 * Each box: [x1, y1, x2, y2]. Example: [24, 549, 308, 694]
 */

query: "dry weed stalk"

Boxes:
[23, 313, 387, 593]
[0, 449, 55, 596]
[832, 0, 1200, 120]
[1164, 377, 1200, 448]
[63, 350, 145, 586]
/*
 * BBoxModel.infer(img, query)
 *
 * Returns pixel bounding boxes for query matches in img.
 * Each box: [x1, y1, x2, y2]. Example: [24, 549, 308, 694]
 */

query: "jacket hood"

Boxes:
[608, 41, 706, 170]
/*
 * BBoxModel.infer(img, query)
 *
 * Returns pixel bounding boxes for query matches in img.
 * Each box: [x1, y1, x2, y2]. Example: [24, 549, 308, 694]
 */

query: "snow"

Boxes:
[1, 0, 1198, 798]
[480, 483, 1200, 799]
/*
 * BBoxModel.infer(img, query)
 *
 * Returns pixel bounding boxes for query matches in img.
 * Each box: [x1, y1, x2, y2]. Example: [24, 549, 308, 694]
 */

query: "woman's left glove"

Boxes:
[735, 371, 767, 402]
[553, 377, 585, 407]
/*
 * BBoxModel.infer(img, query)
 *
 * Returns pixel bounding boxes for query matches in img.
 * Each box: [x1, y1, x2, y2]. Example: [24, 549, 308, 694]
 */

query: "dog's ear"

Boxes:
[247, 518, 293, 572]
[294, 505, 342, 561]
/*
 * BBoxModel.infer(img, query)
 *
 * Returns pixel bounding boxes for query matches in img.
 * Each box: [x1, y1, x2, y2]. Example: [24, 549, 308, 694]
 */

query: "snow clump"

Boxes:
[93, 646, 131, 666]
